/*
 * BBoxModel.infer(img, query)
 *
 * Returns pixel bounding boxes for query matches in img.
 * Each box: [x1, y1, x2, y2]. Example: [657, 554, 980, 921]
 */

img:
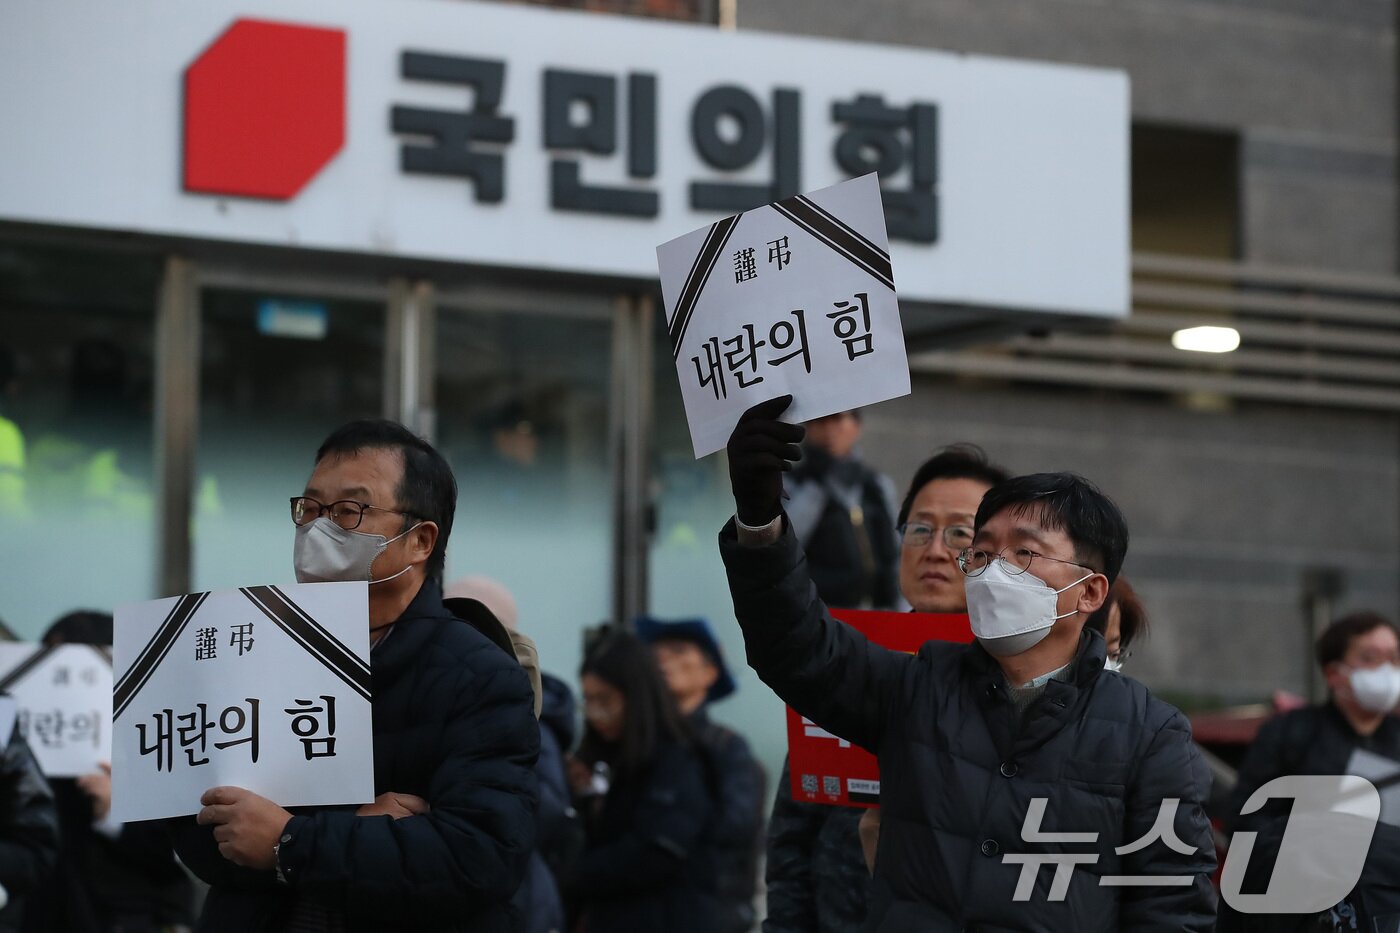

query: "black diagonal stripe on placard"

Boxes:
[800, 193, 889, 267]
[239, 586, 372, 702]
[0, 645, 57, 695]
[771, 195, 894, 292]
[668, 213, 741, 361]
[113, 591, 209, 721]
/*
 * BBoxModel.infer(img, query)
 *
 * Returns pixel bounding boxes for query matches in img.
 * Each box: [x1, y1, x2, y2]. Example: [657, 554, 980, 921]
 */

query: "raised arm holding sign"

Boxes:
[718, 398, 1218, 931]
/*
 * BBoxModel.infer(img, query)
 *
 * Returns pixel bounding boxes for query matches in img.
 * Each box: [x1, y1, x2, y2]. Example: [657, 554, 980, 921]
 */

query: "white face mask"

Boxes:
[1104, 657, 1124, 674]
[964, 559, 1093, 658]
[1347, 664, 1400, 715]
[293, 517, 420, 585]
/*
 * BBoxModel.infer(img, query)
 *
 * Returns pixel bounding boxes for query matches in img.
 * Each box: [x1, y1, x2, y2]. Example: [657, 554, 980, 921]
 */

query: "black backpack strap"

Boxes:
[442, 596, 518, 659]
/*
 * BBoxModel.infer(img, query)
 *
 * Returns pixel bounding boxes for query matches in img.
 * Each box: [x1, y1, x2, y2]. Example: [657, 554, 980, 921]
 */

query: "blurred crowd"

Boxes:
[0, 408, 1394, 933]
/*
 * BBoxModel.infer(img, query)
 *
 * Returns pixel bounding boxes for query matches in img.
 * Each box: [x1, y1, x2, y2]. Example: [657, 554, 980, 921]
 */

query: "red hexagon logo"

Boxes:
[184, 19, 346, 200]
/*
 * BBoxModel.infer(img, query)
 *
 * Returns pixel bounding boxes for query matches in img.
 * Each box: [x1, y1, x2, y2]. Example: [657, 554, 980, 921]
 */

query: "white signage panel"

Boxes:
[0, 644, 111, 778]
[0, 0, 1128, 317]
[659, 175, 910, 457]
[111, 582, 374, 822]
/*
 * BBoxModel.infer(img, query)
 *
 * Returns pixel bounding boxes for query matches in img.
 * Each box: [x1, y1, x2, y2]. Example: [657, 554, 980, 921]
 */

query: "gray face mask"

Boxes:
[293, 517, 419, 585]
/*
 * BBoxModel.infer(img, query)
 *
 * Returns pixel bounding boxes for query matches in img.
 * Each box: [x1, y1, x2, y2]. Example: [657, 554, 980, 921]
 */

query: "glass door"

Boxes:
[191, 276, 389, 593]
[432, 289, 615, 683]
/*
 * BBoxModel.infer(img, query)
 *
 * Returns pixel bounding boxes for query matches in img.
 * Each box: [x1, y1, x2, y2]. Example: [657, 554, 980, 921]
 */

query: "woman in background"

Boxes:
[1086, 575, 1149, 672]
[565, 631, 717, 933]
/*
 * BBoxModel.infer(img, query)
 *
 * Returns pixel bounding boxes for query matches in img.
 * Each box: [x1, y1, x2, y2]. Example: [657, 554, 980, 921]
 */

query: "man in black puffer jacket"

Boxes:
[169, 420, 538, 932]
[1218, 611, 1400, 932]
[722, 397, 1216, 932]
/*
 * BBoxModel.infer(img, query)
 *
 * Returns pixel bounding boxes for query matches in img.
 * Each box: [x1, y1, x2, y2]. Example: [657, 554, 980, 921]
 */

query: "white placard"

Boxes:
[111, 582, 375, 822]
[0, 644, 111, 778]
[658, 174, 911, 458]
[1347, 747, 1400, 828]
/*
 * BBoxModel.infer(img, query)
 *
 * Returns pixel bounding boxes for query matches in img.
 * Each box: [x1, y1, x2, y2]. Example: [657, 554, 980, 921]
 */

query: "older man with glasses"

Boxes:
[723, 396, 1216, 933]
[168, 419, 538, 933]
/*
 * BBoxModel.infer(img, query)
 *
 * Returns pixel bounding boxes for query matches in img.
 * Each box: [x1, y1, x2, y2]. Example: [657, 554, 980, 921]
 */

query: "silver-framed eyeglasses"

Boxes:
[898, 522, 975, 551]
[957, 545, 1097, 578]
[289, 496, 417, 532]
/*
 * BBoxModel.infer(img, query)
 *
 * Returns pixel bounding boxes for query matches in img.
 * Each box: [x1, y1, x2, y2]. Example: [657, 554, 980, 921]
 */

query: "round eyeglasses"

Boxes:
[957, 545, 1097, 578]
[898, 523, 975, 551]
[289, 496, 417, 532]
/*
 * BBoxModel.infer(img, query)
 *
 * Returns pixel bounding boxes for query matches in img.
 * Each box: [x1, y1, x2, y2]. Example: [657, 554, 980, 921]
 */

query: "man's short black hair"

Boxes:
[314, 420, 457, 582]
[1315, 611, 1400, 670]
[897, 444, 1011, 527]
[43, 610, 114, 647]
[974, 472, 1129, 584]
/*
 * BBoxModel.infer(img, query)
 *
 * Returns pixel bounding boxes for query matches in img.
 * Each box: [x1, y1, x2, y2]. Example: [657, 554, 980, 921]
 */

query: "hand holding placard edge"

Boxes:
[727, 395, 805, 526]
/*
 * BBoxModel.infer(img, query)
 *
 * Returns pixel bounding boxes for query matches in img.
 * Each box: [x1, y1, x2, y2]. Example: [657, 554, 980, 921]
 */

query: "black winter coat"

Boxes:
[22, 777, 192, 933]
[0, 727, 58, 933]
[169, 579, 539, 932]
[511, 672, 575, 933]
[567, 738, 719, 933]
[764, 757, 870, 933]
[1219, 704, 1400, 932]
[690, 707, 765, 933]
[721, 519, 1217, 932]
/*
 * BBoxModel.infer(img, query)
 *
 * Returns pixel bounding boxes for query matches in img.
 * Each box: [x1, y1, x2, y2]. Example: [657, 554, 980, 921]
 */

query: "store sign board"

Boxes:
[0, 0, 1129, 316]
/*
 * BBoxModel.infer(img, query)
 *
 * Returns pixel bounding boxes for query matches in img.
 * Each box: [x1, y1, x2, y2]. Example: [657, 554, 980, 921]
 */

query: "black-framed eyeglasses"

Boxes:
[956, 545, 1098, 578]
[289, 497, 417, 532]
[898, 522, 975, 551]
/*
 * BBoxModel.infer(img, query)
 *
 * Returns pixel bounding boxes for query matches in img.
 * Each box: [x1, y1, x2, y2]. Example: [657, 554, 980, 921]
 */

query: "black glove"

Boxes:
[727, 395, 805, 526]
[793, 441, 834, 481]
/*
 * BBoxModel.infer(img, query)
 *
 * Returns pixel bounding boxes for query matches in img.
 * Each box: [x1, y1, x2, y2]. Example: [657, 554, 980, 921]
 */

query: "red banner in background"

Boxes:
[785, 609, 972, 808]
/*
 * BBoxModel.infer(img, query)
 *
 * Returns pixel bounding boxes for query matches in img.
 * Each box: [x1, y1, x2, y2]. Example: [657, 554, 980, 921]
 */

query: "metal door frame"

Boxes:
[156, 258, 653, 625]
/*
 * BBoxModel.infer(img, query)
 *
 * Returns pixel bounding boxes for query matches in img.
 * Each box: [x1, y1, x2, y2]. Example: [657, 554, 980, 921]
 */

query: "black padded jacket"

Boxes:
[720, 517, 1216, 932]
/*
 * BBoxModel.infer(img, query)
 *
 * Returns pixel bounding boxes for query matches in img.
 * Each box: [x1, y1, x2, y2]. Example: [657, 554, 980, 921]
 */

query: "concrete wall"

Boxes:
[739, 0, 1398, 272]
[862, 376, 1400, 704]
[731, 0, 1400, 704]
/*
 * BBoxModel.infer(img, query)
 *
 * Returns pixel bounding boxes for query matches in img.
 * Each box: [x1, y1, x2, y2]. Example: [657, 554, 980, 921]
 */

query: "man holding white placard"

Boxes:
[168, 420, 538, 933]
[721, 396, 1216, 931]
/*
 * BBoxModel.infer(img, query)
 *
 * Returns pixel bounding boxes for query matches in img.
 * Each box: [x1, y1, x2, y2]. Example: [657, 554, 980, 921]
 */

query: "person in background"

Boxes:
[446, 574, 572, 933]
[1084, 576, 1149, 672]
[771, 444, 1008, 933]
[1220, 611, 1400, 932]
[22, 611, 193, 933]
[565, 632, 717, 933]
[636, 616, 764, 933]
[0, 684, 57, 933]
[784, 409, 900, 611]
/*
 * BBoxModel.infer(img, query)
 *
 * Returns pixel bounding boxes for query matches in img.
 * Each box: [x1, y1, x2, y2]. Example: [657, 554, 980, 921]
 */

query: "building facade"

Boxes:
[1, 0, 1396, 783]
